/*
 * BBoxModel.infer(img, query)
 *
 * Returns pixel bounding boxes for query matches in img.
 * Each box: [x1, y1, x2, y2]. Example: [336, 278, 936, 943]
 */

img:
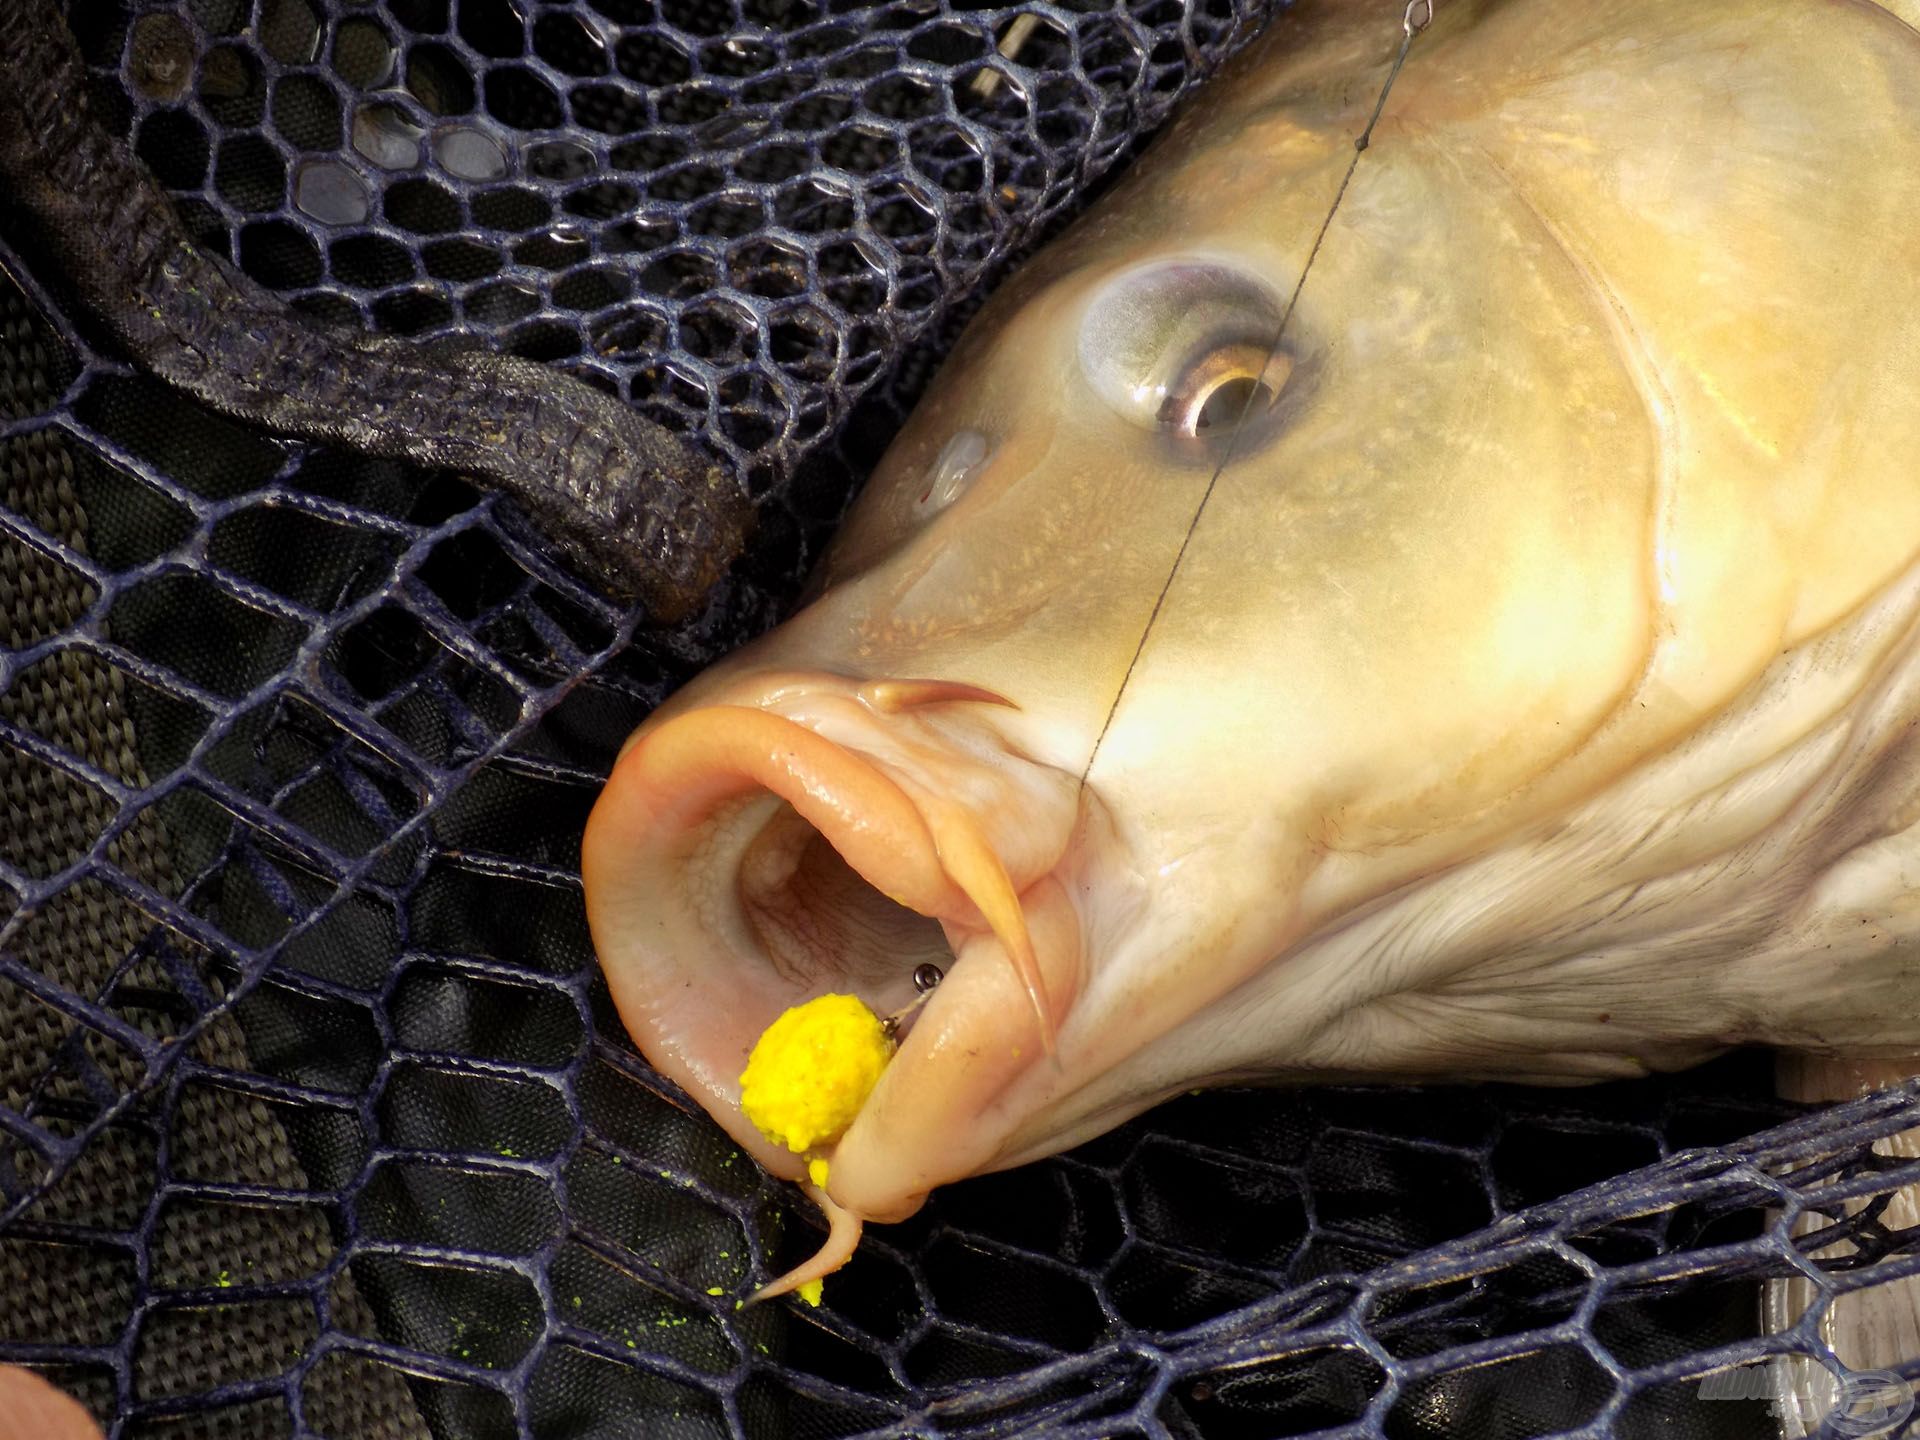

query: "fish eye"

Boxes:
[1155, 342, 1292, 439]
[1078, 260, 1292, 445]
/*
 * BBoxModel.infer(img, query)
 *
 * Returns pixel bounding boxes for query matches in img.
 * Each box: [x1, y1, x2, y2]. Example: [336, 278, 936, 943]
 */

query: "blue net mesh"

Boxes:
[2, 0, 1919, 1436]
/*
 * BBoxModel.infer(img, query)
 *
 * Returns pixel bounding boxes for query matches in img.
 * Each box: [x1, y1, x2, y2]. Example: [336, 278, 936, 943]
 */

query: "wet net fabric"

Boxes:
[1, 0, 1919, 1437]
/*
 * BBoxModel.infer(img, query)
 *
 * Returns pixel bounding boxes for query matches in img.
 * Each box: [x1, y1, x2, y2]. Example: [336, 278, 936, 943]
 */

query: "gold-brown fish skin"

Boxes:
[584, 0, 1920, 1240]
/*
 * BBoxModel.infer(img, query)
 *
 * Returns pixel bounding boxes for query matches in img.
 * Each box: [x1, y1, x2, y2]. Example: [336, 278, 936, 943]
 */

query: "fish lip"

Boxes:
[582, 674, 1078, 1192]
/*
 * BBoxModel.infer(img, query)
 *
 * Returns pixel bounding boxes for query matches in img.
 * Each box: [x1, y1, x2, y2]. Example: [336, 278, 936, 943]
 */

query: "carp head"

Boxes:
[584, 0, 1920, 1277]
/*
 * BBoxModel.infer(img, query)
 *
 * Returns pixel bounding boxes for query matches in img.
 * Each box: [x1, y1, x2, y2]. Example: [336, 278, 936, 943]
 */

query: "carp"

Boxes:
[584, 0, 1920, 1326]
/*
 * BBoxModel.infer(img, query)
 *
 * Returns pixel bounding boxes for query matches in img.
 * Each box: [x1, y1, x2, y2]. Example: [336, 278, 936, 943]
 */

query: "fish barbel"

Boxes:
[584, 0, 1920, 1294]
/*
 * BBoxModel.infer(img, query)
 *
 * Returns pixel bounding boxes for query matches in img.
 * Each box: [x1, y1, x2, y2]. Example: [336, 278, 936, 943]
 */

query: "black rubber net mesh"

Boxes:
[1, 0, 1919, 1435]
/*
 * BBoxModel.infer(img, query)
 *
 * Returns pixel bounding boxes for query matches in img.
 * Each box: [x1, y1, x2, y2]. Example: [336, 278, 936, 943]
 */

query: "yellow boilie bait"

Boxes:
[738, 993, 895, 1307]
[739, 993, 895, 1154]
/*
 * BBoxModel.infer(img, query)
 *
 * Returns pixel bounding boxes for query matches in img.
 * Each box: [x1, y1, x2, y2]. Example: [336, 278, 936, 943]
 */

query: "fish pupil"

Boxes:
[1191, 374, 1271, 433]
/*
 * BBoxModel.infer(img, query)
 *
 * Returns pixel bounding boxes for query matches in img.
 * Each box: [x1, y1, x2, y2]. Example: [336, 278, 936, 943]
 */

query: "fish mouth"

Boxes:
[581, 674, 1086, 1232]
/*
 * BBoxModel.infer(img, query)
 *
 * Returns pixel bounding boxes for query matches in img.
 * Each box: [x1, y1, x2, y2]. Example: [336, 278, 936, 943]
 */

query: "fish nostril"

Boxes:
[915, 428, 991, 514]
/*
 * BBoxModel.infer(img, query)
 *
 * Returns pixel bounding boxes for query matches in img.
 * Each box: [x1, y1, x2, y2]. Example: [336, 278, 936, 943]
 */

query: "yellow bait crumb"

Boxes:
[797, 1278, 824, 1307]
[807, 1157, 830, 1189]
[739, 994, 894, 1154]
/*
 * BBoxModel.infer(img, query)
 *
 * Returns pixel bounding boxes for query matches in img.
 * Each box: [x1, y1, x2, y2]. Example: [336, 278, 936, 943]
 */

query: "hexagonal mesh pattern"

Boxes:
[2, 1, 1919, 1438]
[83, 0, 1270, 607]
